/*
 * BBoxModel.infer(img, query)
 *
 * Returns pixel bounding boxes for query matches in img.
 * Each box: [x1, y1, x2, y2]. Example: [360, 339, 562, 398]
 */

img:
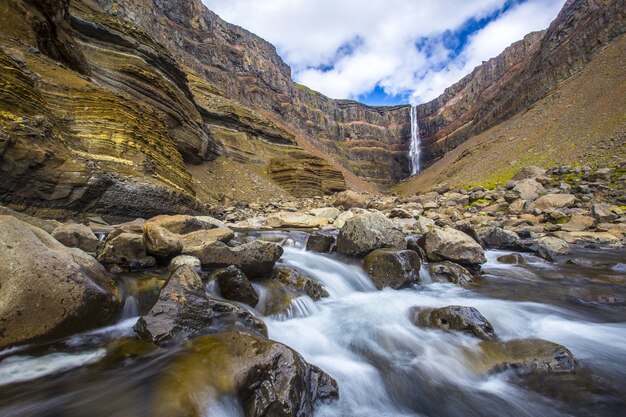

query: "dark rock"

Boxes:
[212, 266, 259, 307]
[336, 211, 405, 256]
[411, 305, 496, 340]
[497, 253, 527, 264]
[478, 227, 522, 250]
[427, 261, 474, 285]
[306, 230, 337, 253]
[363, 249, 421, 289]
[0, 216, 121, 349]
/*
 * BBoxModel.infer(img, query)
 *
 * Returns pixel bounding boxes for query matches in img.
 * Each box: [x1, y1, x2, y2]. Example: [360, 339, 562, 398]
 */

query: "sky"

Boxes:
[201, 0, 566, 106]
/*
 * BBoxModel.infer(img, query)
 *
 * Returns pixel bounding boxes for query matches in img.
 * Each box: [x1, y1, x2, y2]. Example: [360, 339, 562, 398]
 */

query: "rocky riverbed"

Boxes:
[0, 163, 625, 416]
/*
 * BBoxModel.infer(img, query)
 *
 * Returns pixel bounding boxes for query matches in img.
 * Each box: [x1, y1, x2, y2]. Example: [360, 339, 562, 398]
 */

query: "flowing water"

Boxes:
[409, 105, 421, 175]
[1, 232, 625, 417]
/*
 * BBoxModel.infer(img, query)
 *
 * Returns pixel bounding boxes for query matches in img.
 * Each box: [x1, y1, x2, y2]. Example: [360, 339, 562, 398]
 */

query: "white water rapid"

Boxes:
[409, 105, 421, 175]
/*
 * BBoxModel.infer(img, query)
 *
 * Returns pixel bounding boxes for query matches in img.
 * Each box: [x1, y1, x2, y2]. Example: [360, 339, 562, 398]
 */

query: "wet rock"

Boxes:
[152, 331, 338, 417]
[212, 266, 259, 307]
[265, 212, 328, 228]
[51, 222, 102, 253]
[0, 216, 121, 349]
[468, 339, 579, 375]
[427, 261, 474, 285]
[189, 240, 283, 278]
[363, 249, 421, 289]
[411, 305, 496, 340]
[528, 194, 576, 212]
[535, 236, 570, 260]
[497, 253, 527, 264]
[478, 227, 521, 250]
[271, 266, 329, 300]
[333, 190, 367, 208]
[134, 264, 266, 344]
[336, 211, 405, 256]
[179, 227, 234, 253]
[97, 232, 156, 270]
[143, 223, 182, 258]
[306, 230, 337, 253]
[419, 227, 486, 265]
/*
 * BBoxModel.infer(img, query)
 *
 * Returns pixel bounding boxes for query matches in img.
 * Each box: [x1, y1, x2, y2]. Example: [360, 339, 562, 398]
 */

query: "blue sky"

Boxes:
[202, 0, 566, 106]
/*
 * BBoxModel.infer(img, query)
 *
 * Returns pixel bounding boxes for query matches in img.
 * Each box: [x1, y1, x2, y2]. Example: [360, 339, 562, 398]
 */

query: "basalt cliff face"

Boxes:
[0, 0, 624, 219]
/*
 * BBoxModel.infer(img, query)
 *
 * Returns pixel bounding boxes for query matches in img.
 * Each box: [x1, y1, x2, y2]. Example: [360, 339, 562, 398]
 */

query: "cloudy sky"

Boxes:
[202, 0, 566, 105]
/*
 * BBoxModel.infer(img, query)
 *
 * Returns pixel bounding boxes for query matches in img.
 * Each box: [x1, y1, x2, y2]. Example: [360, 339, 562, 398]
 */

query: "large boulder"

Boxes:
[512, 179, 545, 201]
[144, 214, 216, 235]
[411, 305, 496, 340]
[528, 194, 576, 212]
[363, 249, 421, 289]
[212, 266, 259, 307]
[143, 223, 183, 258]
[333, 190, 368, 208]
[265, 212, 328, 228]
[535, 236, 570, 260]
[97, 232, 156, 270]
[305, 230, 337, 253]
[152, 331, 338, 417]
[134, 264, 266, 344]
[467, 339, 579, 376]
[427, 261, 474, 285]
[336, 211, 405, 256]
[187, 240, 283, 278]
[0, 216, 121, 349]
[51, 222, 102, 253]
[419, 227, 486, 265]
[478, 227, 521, 250]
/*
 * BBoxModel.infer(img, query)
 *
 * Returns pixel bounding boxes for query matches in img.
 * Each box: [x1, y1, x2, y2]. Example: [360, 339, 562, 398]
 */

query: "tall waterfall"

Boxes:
[409, 105, 421, 175]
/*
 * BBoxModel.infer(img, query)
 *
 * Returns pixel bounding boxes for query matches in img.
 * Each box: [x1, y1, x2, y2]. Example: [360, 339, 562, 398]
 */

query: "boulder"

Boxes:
[134, 264, 266, 344]
[333, 190, 368, 208]
[265, 212, 328, 228]
[513, 179, 545, 201]
[535, 236, 570, 260]
[560, 214, 595, 232]
[306, 230, 337, 253]
[0, 205, 61, 233]
[310, 207, 341, 220]
[467, 339, 579, 376]
[419, 227, 486, 265]
[143, 223, 183, 258]
[271, 266, 329, 301]
[152, 331, 338, 417]
[97, 232, 156, 270]
[363, 249, 421, 289]
[512, 166, 547, 180]
[51, 222, 102, 253]
[168, 255, 201, 272]
[0, 216, 121, 349]
[333, 210, 355, 228]
[179, 227, 234, 253]
[591, 203, 618, 223]
[427, 261, 474, 285]
[478, 227, 521, 250]
[411, 305, 496, 340]
[528, 194, 576, 212]
[497, 253, 527, 265]
[212, 266, 259, 307]
[336, 211, 405, 256]
[144, 214, 216, 235]
[389, 208, 413, 219]
[188, 240, 283, 278]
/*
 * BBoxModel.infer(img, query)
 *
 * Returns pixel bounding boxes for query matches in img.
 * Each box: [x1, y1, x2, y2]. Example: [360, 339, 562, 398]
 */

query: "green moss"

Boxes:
[555, 217, 568, 224]
[465, 198, 490, 208]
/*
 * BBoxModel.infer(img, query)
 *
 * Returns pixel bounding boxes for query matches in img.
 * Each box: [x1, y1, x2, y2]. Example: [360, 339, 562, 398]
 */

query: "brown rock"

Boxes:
[143, 223, 183, 258]
[333, 190, 368, 209]
[52, 222, 102, 253]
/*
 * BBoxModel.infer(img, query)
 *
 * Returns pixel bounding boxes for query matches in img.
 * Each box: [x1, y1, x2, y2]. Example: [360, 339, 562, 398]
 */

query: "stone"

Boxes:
[212, 266, 259, 307]
[560, 214, 595, 232]
[333, 190, 368, 208]
[310, 207, 341, 220]
[168, 255, 201, 272]
[497, 253, 527, 264]
[513, 179, 545, 201]
[333, 210, 355, 228]
[414, 215, 436, 233]
[265, 212, 328, 228]
[415, 191, 439, 205]
[419, 227, 486, 265]
[511, 166, 547, 180]
[143, 223, 183, 258]
[144, 215, 216, 235]
[389, 208, 414, 219]
[179, 227, 235, 252]
[527, 194, 576, 212]
[591, 203, 618, 223]
[478, 227, 521, 250]
[336, 211, 405, 256]
[51, 222, 102, 253]
[306, 230, 337, 253]
[535, 236, 570, 260]
[411, 305, 496, 340]
[271, 266, 329, 301]
[467, 339, 579, 376]
[97, 232, 156, 270]
[427, 261, 474, 285]
[363, 249, 421, 289]
[189, 240, 284, 278]
[134, 265, 266, 344]
[151, 331, 338, 417]
[0, 216, 120, 349]
[0, 206, 61, 233]
[567, 231, 621, 244]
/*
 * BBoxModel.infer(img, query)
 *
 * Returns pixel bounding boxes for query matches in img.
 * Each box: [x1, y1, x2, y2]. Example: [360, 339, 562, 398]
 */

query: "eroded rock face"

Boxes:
[152, 331, 338, 417]
[419, 227, 486, 266]
[0, 216, 121, 349]
[188, 240, 284, 277]
[411, 305, 496, 340]
[336, 211, 405, 256]
[363, 249, 421, 289]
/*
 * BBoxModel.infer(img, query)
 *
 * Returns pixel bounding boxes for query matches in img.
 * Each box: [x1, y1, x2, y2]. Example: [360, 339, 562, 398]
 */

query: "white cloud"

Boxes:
[202, 0, 566, 104]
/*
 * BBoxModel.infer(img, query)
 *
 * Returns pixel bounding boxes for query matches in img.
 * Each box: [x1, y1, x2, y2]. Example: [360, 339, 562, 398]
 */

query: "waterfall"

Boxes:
[409, 105, 421, 175]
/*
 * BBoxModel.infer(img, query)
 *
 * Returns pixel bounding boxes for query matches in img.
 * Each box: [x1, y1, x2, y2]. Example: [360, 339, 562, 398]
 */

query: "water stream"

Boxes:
[0, 232, 625, 416]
